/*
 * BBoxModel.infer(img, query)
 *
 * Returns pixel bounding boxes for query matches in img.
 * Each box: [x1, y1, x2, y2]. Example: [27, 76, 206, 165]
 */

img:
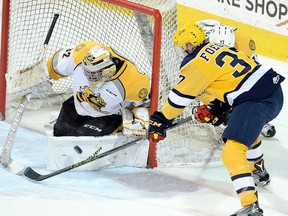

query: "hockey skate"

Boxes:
[230, 202, 263, 216]
[253, 159, 271, 187]
[261, 123, 276, 138]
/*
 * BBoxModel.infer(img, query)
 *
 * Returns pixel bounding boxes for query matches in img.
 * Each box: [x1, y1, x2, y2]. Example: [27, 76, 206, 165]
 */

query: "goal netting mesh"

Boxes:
[3, 0, 223, 167]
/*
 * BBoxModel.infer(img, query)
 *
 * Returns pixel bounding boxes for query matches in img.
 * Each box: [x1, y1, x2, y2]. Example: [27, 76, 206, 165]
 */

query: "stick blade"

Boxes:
[24, 167, 43, 181]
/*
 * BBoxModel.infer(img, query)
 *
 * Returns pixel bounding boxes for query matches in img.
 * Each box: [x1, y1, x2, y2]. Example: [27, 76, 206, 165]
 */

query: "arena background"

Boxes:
[176, 0, 288, 62]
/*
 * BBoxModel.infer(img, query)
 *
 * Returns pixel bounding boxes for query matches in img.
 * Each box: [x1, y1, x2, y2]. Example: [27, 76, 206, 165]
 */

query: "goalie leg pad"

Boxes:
[47, 134, 149, 170]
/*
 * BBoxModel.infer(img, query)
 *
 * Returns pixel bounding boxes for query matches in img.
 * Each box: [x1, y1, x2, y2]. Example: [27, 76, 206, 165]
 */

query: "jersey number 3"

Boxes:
[215, 51, 252, 78]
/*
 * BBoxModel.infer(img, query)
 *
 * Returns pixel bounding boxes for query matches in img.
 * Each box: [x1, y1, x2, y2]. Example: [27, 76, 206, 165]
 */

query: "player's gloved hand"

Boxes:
[208, 99, 231, 114]
[208, 99, 231, 126]
[193, 99, 231, 126]
[193, 104, 213, 123]
[148, 111, 173, 143]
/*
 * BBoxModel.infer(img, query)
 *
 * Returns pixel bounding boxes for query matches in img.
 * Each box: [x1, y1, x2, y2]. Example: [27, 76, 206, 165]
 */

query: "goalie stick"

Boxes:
[0, 94, 31, 174]
[23, 116, 193, 181]
[0, 14, 59, 173]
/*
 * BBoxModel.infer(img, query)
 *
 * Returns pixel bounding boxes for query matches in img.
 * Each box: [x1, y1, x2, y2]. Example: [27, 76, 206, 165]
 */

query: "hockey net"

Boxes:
[0, 0, 222, 168]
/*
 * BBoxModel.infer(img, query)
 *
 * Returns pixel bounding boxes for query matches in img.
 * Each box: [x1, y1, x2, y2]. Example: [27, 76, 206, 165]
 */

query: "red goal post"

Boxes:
[0, 0, 222, 168]
[105, 0, 163, 168]
[0, 0, 10, 121]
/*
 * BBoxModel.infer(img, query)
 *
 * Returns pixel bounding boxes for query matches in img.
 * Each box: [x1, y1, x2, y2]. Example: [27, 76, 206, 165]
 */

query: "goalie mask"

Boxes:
[82, 46, 117, 83]
[208, 25, 236, 47]
[173, 23, 205, 54]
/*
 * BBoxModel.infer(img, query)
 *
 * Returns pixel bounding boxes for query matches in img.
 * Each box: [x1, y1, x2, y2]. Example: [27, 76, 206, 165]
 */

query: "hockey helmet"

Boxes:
[208, 25, 236, 47]
[82, 46, 116, 82]
[173, 23, 205, 53]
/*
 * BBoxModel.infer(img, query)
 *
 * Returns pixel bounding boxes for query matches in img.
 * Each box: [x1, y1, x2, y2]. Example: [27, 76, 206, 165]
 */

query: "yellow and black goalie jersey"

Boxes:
[162, 42, 284, 120]
[47, 41, 150, 117]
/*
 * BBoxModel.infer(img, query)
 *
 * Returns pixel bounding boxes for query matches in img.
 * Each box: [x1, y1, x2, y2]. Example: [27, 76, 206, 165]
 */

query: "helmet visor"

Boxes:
[83, 63, 116, 82]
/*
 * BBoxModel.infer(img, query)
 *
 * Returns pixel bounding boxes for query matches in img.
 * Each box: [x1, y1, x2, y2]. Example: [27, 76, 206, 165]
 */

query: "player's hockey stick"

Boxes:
[0, 14, 59, 174]
[23, 116, 193, 181]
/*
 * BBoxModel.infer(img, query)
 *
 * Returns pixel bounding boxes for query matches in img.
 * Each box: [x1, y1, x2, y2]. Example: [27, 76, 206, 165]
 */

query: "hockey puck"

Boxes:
[73, 145, 83, 154]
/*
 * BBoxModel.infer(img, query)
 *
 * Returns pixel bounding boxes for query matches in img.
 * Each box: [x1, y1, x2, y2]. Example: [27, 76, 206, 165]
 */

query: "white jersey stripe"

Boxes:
[168, 90, 194, 107]
[226, 64, 272, 105]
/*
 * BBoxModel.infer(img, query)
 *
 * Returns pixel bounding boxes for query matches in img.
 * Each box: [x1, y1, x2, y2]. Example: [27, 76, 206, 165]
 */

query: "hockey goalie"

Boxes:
[45, 41, 151, 171]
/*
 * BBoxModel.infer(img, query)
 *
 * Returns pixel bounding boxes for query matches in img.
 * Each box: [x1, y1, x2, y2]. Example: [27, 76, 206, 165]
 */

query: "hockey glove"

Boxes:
[208, 99, 231, 126]
[208, 99, 231, 114]
[148, 111, 173, 143]
[193, 99, 231, 126]
[193, 104, 213, 123]
[122, 107, 149, 138]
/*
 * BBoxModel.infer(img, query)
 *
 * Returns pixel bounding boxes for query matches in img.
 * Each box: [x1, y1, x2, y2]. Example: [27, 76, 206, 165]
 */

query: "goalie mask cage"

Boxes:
[0, 0, 222, 168]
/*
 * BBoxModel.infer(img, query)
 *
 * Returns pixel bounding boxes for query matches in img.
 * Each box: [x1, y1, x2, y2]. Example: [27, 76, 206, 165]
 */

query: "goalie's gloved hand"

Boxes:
[193, 99, 231, 126]
[122, 107, 149, 138]
[148, 111, 173, 143]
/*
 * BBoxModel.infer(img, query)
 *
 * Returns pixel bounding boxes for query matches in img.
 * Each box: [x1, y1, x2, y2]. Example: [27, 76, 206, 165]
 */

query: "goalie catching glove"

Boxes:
[193, 99, 231, 126]
[5, 58, 53, 98]
[148, 111, 173, 143]
[122, 107, 149, 138]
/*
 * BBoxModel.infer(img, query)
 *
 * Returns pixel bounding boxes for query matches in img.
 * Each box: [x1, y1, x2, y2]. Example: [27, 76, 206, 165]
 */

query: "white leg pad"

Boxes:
[47, 133, 149, 171]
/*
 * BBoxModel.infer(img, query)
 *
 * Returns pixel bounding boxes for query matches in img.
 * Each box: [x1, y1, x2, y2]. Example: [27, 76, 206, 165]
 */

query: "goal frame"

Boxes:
[0, 0, 10, 121]
[0, 0, 163, 168]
